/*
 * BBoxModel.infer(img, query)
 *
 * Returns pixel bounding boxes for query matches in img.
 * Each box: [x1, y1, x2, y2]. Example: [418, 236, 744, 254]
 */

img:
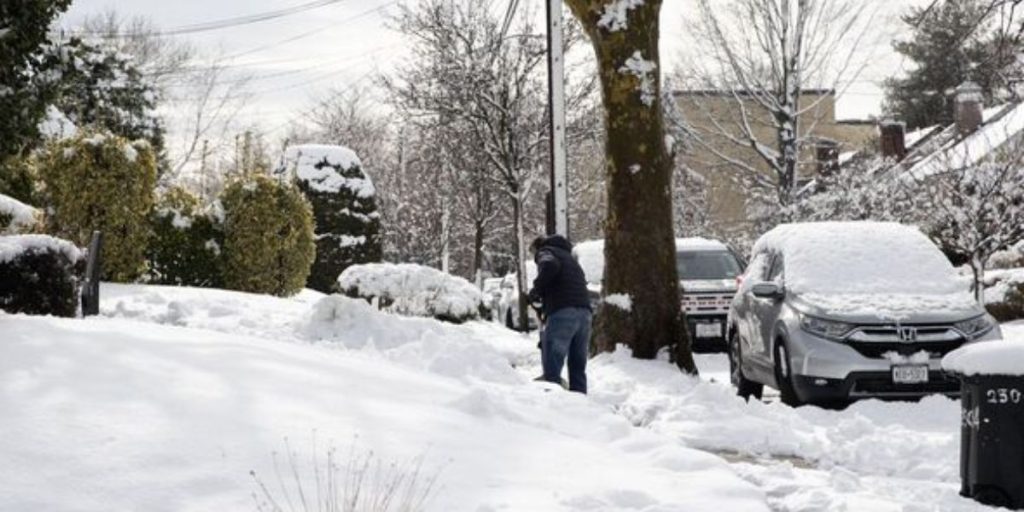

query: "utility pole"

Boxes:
[546, 0, 569, 237]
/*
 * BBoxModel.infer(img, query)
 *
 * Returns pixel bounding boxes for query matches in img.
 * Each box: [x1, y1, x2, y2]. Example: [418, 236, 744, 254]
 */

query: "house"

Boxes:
[877, 81, 1024, 180]
[674, 89, 876, 235]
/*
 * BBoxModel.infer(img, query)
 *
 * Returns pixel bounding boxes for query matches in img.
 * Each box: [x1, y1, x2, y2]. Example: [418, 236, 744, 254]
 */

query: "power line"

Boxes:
[223, 0, 398, 61]
[79, 0, 351, 38]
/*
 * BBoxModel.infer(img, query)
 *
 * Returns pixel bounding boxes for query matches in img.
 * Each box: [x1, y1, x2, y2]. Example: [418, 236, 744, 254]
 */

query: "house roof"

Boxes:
[897, 101, 1024, 181]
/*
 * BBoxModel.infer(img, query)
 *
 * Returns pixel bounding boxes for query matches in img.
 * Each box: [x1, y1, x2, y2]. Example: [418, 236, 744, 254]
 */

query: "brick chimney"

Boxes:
[815, 139, 839, 176]
[879, 121, 907, 160]
[955, 81, 984, 137]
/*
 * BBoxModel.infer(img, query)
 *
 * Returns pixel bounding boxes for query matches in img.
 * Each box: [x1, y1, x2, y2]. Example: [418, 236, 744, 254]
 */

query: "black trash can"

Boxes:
[957, 373, 1024, 509]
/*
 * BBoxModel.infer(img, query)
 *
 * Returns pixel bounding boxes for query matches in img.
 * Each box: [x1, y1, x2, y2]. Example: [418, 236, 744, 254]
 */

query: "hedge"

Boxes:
[36, 130, 156, 282]
[220, 175, 315, 297]
[146, 187, 224, 287]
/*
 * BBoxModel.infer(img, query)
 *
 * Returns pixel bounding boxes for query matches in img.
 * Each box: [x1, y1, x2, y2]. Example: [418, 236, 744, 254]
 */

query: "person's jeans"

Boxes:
[542, 307, 592, 393]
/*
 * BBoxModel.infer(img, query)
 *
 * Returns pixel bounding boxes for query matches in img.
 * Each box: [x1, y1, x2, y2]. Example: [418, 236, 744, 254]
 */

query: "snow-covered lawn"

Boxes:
[2, 283, 1017, 511]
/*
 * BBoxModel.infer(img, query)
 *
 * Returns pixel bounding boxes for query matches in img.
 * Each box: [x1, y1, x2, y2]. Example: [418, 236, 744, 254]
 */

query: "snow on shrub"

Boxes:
[276, 144, 382, 293]
[0, 193, 40, 235]
[36, 129, 156, 282]
[146, 187, 223, 287]
[0, 235, 83, 317]
[984, 269, 1024, 322]
[220, 175, 315, 297]
[337, 263, 487, 323]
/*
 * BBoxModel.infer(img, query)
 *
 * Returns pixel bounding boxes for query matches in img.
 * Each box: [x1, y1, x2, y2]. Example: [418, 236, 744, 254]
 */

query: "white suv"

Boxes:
[574, 238, 744, 352]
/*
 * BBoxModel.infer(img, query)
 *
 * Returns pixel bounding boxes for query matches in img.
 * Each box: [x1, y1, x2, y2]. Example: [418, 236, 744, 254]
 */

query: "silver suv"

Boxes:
[728, 222, 1001, 406]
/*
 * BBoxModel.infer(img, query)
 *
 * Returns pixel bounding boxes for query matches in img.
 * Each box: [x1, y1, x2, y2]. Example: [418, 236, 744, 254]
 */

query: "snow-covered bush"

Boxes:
[36, 129, 157, 282]
[337, 263, 488, 324]
[276, 144, 382, 292]
[146, 187, 223, 287]
[0, 234, 83, 317]
[220, 175, 315, 297]
[0, 193, 41, 235]
[984, 269, 1024, 322]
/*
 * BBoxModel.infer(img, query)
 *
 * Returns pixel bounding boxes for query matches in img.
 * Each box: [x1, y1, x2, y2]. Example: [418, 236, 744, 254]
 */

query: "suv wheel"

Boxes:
[729, 330, 763, 401]
[774, 339, 802, 407]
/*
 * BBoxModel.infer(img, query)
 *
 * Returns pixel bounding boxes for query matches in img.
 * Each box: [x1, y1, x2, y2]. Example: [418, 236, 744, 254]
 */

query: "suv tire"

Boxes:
[729, 330, 763, 401]
[774, 338, 802, 407]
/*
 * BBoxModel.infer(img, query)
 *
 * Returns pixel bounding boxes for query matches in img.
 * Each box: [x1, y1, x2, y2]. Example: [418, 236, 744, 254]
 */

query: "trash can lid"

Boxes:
[943, 339, 1024, 377]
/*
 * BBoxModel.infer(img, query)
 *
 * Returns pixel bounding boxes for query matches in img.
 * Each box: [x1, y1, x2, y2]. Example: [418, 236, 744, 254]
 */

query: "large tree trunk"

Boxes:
[565, 0, 695, 372]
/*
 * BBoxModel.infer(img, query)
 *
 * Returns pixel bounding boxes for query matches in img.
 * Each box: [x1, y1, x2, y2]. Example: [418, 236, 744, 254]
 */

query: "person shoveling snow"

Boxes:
[527, 235, 592, 393]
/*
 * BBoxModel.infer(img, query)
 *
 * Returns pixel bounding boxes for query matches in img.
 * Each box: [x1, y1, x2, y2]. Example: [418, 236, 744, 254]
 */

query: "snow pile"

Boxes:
[943, 335, 1024, 376]
[6, 284, 769, 511]
[589, 349, 965, 483]
[0, 194, 39, 234]
[338, 263, 486, 322]
[278, 144, 373, 196]
[753, 222, 978, 316]
[0, 234, 81, 264]
[303, 295, 522, 384]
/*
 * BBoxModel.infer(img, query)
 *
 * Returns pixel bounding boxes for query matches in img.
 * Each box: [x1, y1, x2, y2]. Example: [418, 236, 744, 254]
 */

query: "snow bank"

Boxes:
[277, 144, 373, 196]
[0, 194, 39, 234]
[338, 263, 485, 322]
[0, 234, 81, 264]
[589, 348, 966, 484]
[753, 222, 977, 316]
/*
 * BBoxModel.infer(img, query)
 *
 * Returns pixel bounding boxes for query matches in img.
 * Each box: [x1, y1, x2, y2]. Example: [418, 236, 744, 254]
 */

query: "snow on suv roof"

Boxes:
[574, 237, 730, 285]
[752, 222, 969, 299]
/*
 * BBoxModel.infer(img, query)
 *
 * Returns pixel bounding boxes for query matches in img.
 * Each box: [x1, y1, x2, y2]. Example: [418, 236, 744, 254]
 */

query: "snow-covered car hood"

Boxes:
[789, 291, 984, 324]
[681, 279, 737, 294]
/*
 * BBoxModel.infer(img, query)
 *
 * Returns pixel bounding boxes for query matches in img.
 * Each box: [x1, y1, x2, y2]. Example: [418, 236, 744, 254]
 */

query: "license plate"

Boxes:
[695, 322, 722, 338]
[892, 365, 929, 384]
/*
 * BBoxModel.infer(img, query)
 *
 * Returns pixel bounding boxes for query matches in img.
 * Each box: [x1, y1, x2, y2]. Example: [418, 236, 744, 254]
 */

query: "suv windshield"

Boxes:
[676, 250, 741, 280]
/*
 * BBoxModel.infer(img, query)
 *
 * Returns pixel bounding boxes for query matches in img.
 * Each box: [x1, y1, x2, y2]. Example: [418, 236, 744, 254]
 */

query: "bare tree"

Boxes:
[77, 10, 253, 194]
[680, 0, 874, 221]
[386, 0, 555, 327]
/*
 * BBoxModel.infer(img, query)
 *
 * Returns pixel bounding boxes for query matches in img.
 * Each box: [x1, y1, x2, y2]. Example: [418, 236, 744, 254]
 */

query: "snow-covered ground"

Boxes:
[2, 283, 1017, 511]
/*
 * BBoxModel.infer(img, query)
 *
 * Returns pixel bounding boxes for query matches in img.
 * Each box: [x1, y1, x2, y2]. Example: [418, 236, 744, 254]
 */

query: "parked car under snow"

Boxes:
[728, 221, 1002, 406]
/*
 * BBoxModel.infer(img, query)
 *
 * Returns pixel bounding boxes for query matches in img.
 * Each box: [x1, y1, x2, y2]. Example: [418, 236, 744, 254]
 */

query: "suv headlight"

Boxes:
[800, 314, 854, 340]
[954, 315, 995, 339]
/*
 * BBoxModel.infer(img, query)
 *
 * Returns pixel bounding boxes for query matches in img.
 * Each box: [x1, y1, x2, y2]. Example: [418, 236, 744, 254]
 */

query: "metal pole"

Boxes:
[546, 0, 569, 237]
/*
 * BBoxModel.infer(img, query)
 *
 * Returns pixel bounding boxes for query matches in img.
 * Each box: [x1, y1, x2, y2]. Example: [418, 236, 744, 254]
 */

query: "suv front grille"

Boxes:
[681, 292, 732, 314]
[846, 339, 965, 359]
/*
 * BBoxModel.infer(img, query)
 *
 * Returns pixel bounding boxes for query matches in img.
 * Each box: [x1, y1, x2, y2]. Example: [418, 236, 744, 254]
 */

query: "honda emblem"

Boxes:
[897, 326, 918, 343]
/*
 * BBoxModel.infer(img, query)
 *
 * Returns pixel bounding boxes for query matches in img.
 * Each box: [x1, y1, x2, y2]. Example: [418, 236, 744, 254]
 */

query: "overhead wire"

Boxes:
[78, 0, 351, 38]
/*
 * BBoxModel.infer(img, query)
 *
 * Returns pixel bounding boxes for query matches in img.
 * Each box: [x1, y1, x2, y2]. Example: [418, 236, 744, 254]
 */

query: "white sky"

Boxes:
[58, 0, 931, 139]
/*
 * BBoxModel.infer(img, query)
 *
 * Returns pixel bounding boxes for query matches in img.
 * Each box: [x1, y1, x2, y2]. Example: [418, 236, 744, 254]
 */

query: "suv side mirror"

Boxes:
[750, 282, 784, 300]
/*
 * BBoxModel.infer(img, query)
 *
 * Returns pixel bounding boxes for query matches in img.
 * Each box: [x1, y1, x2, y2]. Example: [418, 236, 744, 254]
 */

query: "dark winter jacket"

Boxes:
[528, 235, 592, 316]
